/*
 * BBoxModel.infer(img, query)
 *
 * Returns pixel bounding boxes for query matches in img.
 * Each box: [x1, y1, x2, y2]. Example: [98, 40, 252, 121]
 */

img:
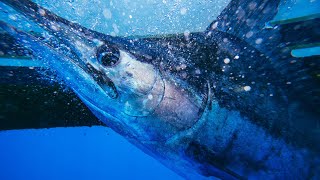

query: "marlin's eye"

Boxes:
[97, 45, 120, 67]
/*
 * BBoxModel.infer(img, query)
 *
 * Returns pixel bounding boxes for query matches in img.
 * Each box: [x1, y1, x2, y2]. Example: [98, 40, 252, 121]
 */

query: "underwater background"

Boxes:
[0, 0, 319, 180]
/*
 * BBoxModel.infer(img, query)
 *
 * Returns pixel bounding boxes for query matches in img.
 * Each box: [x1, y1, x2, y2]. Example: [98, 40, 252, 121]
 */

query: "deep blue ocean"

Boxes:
[0, 0, 319, 180]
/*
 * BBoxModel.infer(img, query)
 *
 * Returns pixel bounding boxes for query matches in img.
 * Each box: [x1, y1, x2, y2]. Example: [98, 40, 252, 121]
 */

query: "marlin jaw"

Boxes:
[0, 0, 209, 141]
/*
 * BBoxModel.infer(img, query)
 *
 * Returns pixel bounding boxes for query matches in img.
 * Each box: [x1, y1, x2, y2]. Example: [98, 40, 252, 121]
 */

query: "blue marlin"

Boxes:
[1, 0, 320, 179]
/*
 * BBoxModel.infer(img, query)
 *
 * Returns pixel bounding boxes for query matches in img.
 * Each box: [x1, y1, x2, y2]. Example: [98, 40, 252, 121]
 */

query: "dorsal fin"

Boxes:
[204, 0, 320, 150]
[205, 0, 320, 112]
[206, 0, 319, 60]
[206, 0, 281, 57]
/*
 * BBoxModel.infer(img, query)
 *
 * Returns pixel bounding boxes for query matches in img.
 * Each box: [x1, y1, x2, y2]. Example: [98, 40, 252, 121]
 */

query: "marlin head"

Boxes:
[1, 0, 208, 143]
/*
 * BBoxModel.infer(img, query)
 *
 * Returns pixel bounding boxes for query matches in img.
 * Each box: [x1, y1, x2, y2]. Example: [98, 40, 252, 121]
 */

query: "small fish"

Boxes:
[1, 0, 319, 179]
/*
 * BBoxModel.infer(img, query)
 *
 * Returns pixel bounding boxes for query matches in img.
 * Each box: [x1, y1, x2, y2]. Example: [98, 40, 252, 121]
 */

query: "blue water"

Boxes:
[0, 0, 230, 36]
[0, 127, 182, 180]
[0, 0, 319, 180]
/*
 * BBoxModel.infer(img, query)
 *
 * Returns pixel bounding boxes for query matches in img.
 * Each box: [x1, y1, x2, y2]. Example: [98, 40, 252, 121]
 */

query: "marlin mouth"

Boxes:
[86, 62, 119, 99]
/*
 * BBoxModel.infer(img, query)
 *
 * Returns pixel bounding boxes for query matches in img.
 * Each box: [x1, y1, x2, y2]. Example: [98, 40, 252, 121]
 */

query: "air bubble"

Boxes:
[148, 94, 153, 100]
[243, 86, 251, 91]
[38, 9, 46, 16]
[255, 38, 263, 44]
[103, 9, 112, 19]
[211, 22, 218, 30]
[180, 7, 187, 15]
[8, 14, 17, 21]
[246, 31, 253, 38]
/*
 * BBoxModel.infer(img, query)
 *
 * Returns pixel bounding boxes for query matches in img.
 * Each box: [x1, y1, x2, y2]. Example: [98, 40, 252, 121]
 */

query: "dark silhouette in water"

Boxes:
[1, 0, 319, 179]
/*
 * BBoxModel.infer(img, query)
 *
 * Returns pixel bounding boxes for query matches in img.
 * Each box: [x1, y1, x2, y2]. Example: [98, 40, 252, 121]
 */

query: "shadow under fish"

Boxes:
[0, 0, 319, 179]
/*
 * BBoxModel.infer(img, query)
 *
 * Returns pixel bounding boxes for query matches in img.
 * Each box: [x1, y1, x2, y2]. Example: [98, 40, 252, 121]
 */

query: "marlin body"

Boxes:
[1, 0, 319, 179]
